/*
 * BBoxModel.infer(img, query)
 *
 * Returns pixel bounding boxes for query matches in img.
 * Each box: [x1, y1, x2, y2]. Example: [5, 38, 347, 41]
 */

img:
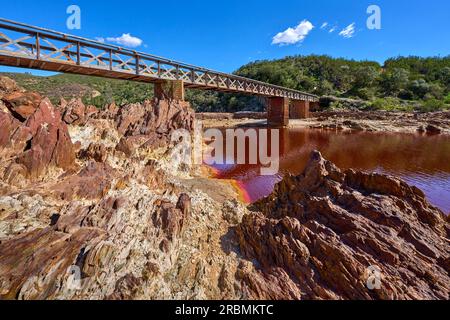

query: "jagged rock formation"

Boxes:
[236, 151, 450, 300]
[0, 77, 233, 300]
[2, 92, 42, 121]
[112, 99, 194, 151]
[1, 81, 76, 182]
[0, 76, 22, 95]
[61, 98, 97, 126]
[1, 76, 449, 301]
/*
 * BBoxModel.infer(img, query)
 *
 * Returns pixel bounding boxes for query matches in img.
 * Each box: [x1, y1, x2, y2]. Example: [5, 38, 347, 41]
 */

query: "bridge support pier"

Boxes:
[154, 80, 185, 101]
[267, 97, 290, 127]
[310, 101, 321, 112]
[290, 100, 310, 119]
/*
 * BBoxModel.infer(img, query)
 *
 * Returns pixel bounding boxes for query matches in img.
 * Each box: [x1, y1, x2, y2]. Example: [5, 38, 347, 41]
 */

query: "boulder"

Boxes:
[0, 111, 32, 159]
[425, 124, 442, 135]
[116, 99, 194, 137]
[79, 143, 108, 163]
[2, 91, 42, 121]
[0, 76, 22, 97]
[3, 98, 76, 181]
[62, 98, 87, 125]
[20, 99, 75, 178]
[97, 102, 119, 120]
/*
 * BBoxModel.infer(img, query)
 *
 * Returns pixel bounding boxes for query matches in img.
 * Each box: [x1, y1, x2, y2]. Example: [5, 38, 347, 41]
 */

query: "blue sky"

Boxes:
[0, 0, 449, 75]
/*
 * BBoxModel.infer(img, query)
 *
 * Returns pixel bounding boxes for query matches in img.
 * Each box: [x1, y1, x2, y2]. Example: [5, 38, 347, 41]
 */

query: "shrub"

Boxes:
[420, 99, 445, 112]
[368, 98, 397, 111]
[444, 93, 450, 104]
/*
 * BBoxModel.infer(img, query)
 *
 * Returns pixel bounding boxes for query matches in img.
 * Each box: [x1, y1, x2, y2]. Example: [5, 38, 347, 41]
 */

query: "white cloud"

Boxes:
[272, 20, 314, 45]
[339, 23, 356, 38]
[321, 22, 338, 33]
[95, 37, 105, 43]
[102, 33, 143, 48]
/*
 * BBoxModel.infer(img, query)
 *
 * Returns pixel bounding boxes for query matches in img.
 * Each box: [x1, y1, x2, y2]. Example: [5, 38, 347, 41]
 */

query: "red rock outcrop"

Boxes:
[11, 98, 76, 180]
[0, 110, 32, 159]
[0, 227, 105, 299]
[60, 98, 98, 126]
[102, 98, 195, 157]
[0, 77, 207, 300]
[78, 142, 109, 163]
[2, 91, 42, 121]
[63, 98, 86, 125]
[0, 192, 191, 299]
[50, 161, 115, 200]
[0, 76, 22, 96]
[152, 195, 191, 246]
[236, 151, 450, 300]
[97, 102, 119, 120]
[114, 98, 194, 149]
[0, 83, 76, 182]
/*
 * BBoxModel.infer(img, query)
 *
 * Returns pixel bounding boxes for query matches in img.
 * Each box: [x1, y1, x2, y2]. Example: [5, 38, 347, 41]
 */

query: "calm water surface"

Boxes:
[208, 128, 450, 214]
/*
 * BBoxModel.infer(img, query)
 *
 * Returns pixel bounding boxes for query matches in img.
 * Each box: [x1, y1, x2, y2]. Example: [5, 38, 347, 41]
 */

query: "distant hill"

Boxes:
[0, 71, 263, 113]
[235, 55, 450, 112]
[0, 72, 153, 107]
[3, 55, 449, 112]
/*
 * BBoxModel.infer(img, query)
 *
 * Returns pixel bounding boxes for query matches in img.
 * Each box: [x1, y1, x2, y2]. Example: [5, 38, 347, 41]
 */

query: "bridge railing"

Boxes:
[0, 18, 319, 102]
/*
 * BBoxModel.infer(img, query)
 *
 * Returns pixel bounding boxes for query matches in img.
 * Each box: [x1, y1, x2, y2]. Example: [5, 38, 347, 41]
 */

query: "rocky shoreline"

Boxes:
[0, 76, 449, 300]
[305, 110, 450, 135]
[199, 109, 450, 135]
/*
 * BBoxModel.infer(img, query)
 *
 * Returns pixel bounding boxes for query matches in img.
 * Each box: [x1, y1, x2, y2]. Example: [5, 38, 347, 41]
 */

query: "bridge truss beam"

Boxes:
[0, 18, 319, 103]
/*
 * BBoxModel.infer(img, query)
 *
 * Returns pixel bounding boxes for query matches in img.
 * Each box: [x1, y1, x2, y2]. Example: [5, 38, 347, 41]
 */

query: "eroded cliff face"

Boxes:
[0, 77, 245, 300]
[236, 151, 450, 300]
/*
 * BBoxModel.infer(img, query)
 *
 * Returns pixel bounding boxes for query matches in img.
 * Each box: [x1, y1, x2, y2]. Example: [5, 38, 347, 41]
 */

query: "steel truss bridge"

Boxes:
[0, 18, 318, 103]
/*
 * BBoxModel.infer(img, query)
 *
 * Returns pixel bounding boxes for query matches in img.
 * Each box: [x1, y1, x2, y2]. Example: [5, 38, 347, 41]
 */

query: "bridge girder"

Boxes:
[0, 18, 319, 104]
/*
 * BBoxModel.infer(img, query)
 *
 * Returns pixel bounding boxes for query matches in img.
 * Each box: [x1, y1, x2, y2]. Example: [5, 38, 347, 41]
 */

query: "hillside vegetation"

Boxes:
[3, 55, 449, 112]
[1, 72, 153, 107]
[235, 55, 450, 112]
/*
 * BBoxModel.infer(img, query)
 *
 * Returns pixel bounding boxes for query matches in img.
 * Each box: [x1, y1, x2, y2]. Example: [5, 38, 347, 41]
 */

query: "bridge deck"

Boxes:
[0, 18, 318, 102]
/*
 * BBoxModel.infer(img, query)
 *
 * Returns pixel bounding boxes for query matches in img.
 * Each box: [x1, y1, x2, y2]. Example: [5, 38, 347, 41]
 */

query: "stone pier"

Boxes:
[267, 97, 290, 127]
[290, 100, 310, 119]
[154, 80, 185, 101]
[310, 101, 321, 112]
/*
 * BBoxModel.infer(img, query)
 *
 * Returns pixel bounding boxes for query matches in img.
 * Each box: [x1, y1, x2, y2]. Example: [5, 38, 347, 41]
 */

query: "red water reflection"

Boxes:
[207, 128, 450, 214]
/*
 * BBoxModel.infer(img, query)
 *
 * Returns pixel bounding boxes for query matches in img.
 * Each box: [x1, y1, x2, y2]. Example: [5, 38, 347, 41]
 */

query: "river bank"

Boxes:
[199, 110, 450, 135]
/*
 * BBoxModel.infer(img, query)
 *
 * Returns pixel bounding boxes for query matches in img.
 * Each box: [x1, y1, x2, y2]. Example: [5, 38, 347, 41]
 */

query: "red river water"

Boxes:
[207, 128, 450, 214]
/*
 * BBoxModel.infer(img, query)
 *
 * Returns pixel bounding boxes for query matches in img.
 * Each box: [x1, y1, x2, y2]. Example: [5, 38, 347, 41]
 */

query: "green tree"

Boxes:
[380, 68, 410, 96]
